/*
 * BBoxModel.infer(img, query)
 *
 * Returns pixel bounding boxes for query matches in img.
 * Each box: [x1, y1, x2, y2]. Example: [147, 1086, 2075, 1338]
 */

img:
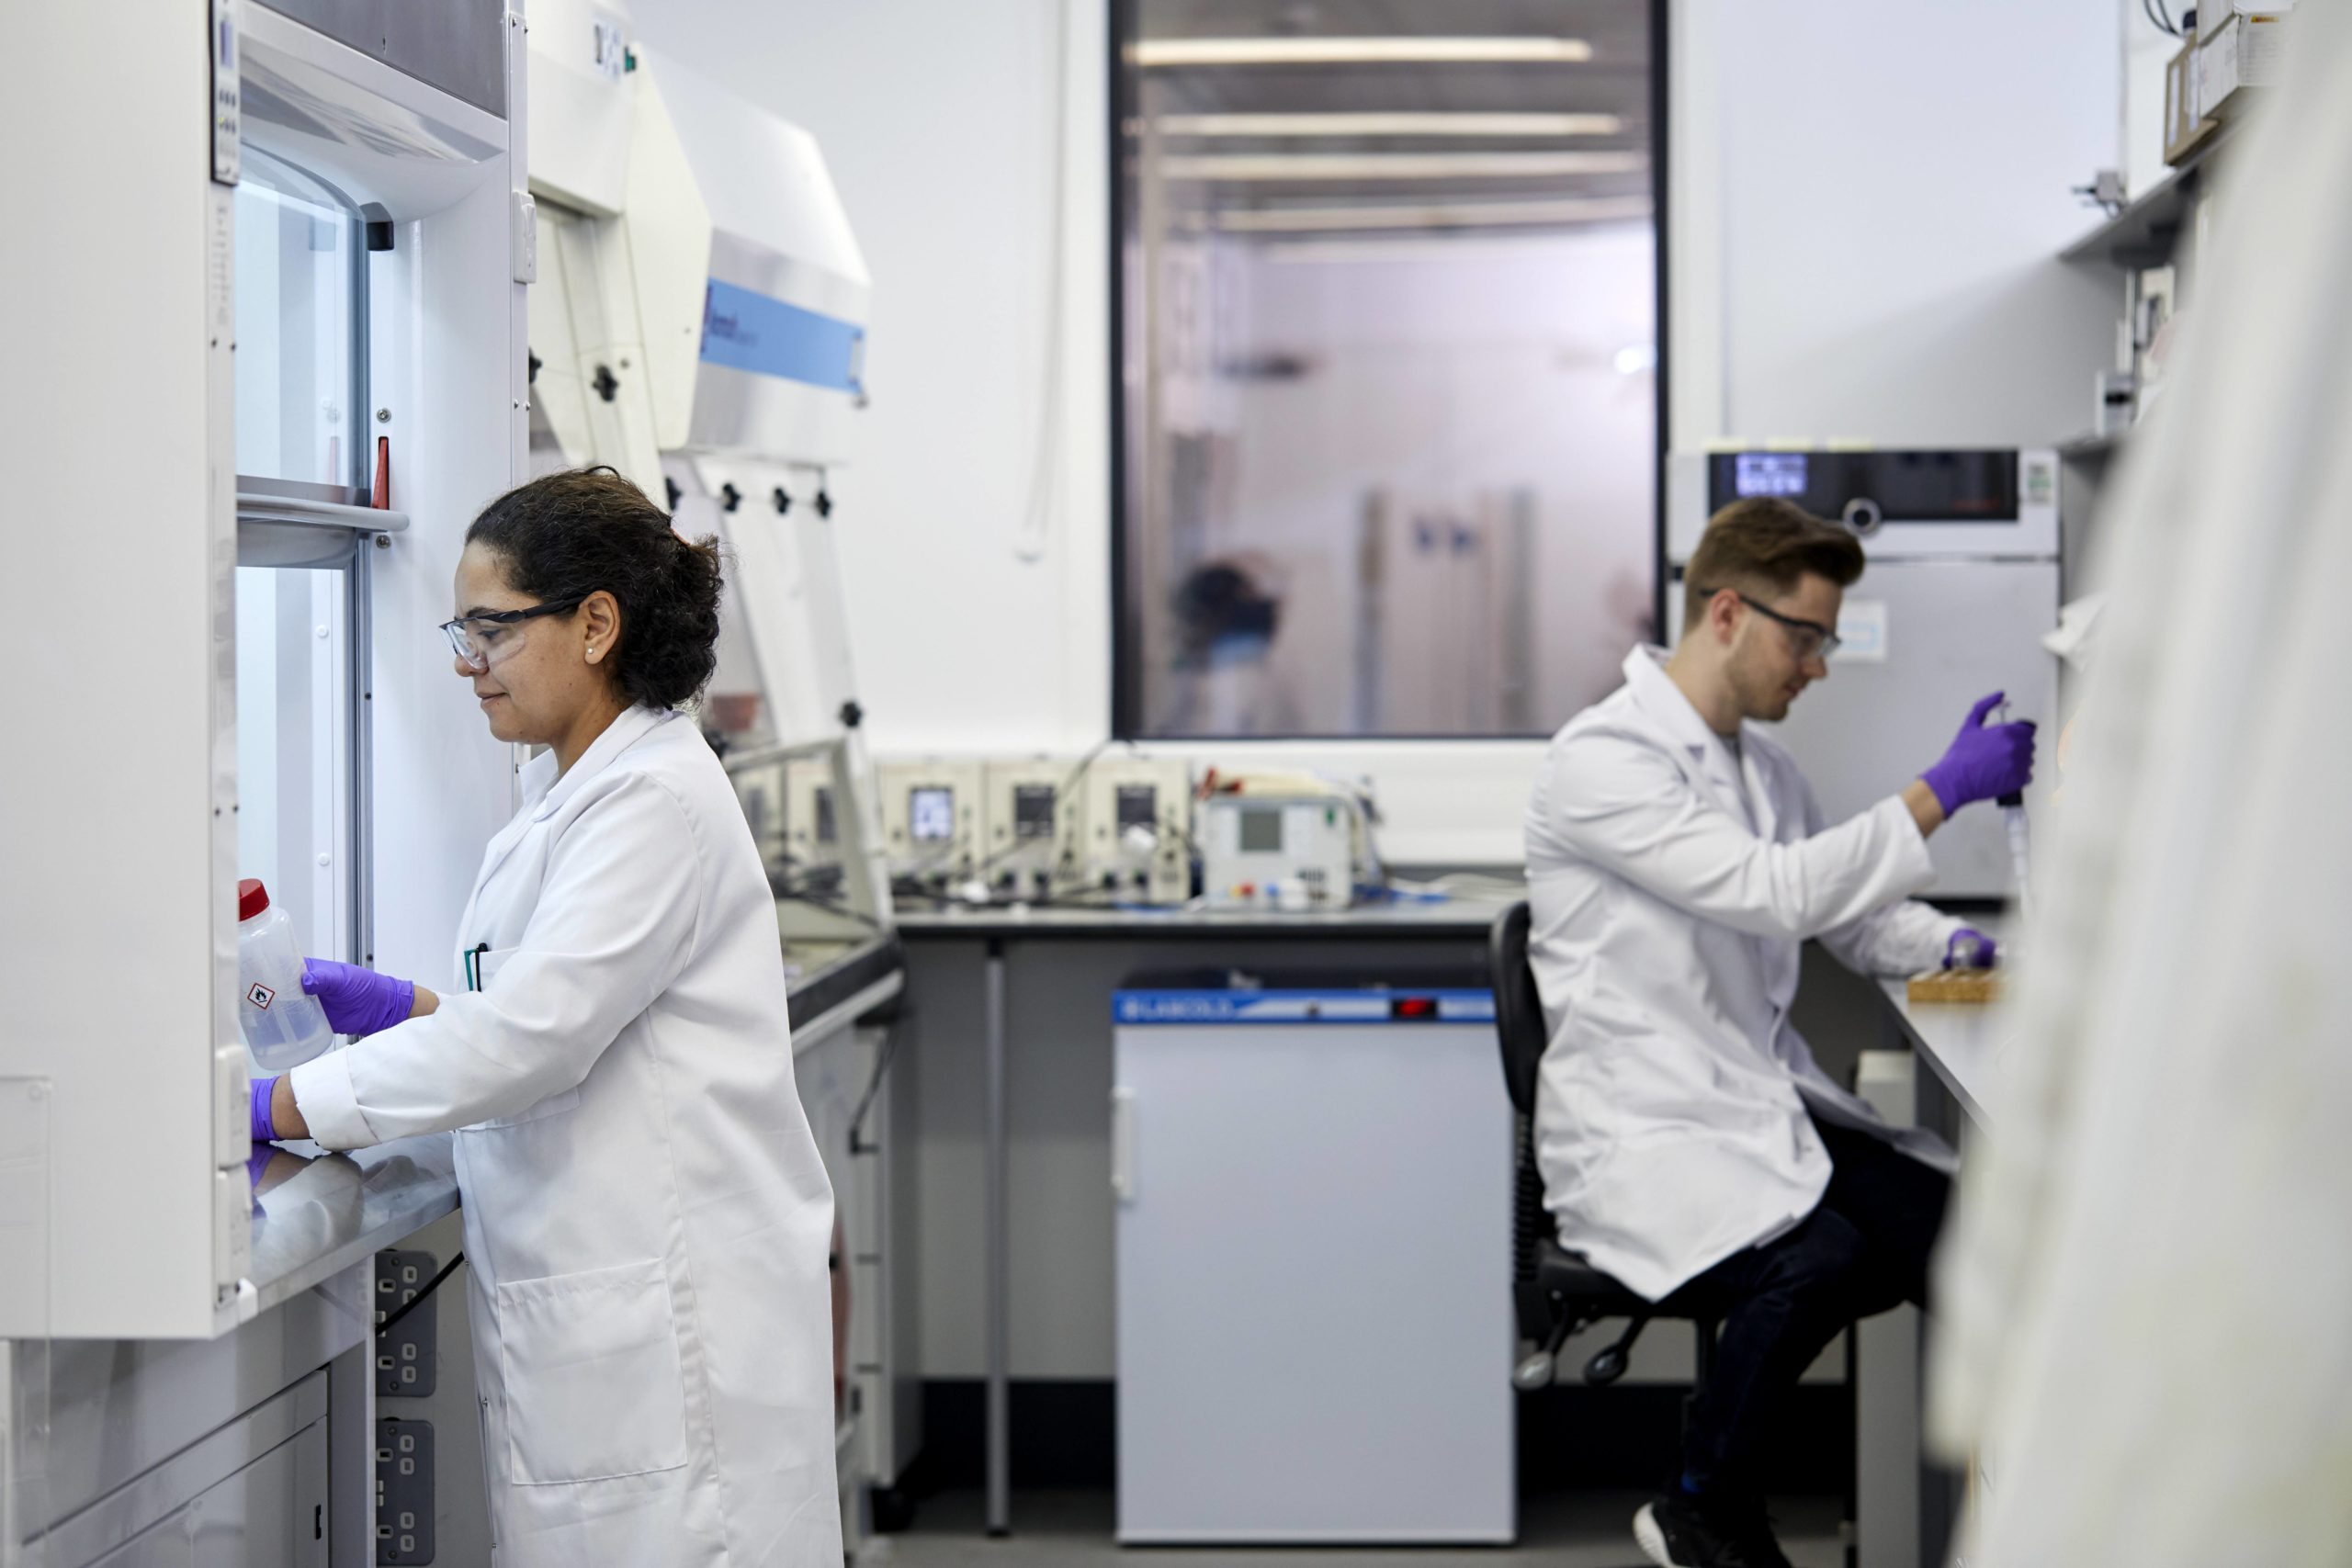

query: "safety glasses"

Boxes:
[1736, 593, 1841, 662]
[438, 597, 585, 672]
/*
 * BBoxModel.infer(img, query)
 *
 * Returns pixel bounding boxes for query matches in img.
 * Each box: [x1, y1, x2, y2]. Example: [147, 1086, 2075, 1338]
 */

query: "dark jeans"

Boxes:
[1675, 1115, 1951, 1504]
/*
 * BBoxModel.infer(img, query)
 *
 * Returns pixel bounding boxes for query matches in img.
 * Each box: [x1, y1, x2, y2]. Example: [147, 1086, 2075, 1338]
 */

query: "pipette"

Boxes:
[1995, 701, 2032, 923]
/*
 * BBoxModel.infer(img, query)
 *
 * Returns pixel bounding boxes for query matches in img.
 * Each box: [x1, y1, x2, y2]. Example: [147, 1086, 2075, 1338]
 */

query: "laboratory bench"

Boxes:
[1877, 977, 2007, 1129]
[893, 896, 1513, 941]
[784, 928, 909, 1042]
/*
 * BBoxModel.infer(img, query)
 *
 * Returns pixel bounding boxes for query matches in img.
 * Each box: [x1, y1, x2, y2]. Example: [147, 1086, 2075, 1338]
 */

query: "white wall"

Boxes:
[639, 0, 2120, 866]
[1675, 0, 2121, 448]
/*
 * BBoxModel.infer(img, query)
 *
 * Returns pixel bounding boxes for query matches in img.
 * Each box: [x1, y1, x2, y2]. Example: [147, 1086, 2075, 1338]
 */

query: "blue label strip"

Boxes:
[1113, 990, 1495, 1026]
[699, 279, 865, 393]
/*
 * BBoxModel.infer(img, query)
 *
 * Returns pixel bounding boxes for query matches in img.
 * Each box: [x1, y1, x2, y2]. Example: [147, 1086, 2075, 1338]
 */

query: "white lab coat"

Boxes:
[1928, 11, 2352, 1561]
[289, 705, 840, 1567]
[1523, 647, 1962, 1302]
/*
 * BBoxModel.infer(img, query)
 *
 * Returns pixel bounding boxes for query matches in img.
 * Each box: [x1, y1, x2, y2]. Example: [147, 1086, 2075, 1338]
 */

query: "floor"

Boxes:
[867, 1488, 1849, 1567]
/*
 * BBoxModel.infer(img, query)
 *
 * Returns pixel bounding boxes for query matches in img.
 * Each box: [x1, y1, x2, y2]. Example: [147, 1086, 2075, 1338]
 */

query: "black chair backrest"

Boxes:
[1487, 901, 1547, 1117]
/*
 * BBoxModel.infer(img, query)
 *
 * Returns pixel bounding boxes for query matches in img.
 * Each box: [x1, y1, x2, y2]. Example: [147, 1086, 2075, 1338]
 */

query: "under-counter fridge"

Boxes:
[1112, 970, 1514, 1544]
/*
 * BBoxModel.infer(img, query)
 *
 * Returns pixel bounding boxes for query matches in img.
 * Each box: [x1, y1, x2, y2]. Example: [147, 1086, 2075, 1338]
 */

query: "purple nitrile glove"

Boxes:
[1946, 928, 1997, 970]
[300, 958, 416, 1038]
[247, 1145, 277, 1190]
[1918, 693, 2038, 816]
[251, 1076, 279, 1145]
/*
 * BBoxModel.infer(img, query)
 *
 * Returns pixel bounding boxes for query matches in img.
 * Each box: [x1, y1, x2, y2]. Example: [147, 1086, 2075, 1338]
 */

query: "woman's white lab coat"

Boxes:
[288, 705, 840, 1567]
[1522, 647, 1962, 1302]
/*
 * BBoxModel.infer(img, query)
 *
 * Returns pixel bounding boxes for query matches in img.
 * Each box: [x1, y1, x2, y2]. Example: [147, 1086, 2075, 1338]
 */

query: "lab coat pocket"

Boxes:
[472, 944, 519, 990]
[498, 1258, 691, 1485]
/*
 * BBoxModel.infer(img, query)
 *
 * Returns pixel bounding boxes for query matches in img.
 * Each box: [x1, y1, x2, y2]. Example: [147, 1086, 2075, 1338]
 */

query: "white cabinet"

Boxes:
[1113, 975, 1514, 1543]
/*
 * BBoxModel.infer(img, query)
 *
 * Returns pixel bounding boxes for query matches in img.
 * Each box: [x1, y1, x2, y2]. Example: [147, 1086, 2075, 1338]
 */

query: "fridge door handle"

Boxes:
[1110, 1087, 1137, 1202]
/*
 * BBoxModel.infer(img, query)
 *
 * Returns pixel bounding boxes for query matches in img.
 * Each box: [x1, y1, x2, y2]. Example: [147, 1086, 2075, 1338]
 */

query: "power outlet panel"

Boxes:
[376, 1416, 435, 1564]
[375, 1249, 438, 1398]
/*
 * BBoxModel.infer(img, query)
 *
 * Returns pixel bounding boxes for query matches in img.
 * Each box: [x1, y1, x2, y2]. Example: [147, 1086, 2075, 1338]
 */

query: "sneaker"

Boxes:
[1633, 1492, 1793, 1568]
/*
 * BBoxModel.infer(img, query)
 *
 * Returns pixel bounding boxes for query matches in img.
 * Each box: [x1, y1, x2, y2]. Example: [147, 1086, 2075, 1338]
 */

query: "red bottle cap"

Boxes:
[238, 878, 270, 921]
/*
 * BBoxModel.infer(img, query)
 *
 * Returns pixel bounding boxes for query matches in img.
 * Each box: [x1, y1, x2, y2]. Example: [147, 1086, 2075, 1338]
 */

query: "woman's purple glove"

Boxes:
[251, 1076, 279, 1145]
[1946, 929, 1997, 970]
[300, 958, 415, 1038]
[1919, 693, 2037, 816]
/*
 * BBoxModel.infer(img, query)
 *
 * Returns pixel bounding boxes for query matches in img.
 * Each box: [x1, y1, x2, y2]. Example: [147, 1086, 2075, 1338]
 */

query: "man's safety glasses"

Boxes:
[439, 597, 585, 671]
[1736, 594, 1841, 662]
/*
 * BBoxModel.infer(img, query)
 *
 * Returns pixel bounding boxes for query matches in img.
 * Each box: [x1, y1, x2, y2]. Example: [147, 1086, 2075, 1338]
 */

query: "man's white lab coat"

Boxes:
[290, 705, 840, 1566]
[1523, 647, 1962, 1302]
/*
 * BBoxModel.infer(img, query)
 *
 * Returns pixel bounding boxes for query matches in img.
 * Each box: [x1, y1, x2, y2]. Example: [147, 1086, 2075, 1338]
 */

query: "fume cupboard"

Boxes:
[2, 1, 524, 1562]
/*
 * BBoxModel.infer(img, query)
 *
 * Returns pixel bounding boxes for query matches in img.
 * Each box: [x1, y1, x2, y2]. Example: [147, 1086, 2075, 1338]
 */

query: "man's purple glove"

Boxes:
[251, 1076, 279, 1145]
[1919, 693, 2037, 816]
[300, 958, 415, 1038]
[1946, 929, 1997, 970]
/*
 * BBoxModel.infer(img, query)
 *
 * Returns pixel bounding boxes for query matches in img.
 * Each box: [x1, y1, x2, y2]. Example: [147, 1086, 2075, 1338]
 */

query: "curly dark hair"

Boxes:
[466, 467, 726, 711]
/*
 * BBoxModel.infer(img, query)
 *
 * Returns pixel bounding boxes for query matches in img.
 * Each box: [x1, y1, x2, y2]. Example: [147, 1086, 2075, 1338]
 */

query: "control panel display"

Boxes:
[1012, 784, 1057, 840]
[1239, 807, 1284, 853]
[1115, 784, 1159, 833]
[1734, 452, 1808, 498]
[1708, 450, 2021, 523]
[909, 786, 956, 843]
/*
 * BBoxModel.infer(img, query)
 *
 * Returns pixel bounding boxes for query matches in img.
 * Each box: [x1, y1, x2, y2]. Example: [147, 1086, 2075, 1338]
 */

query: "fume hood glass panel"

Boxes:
[1114, 1, 1662, 739]
[233, 152, 365, 490]
[232, 143, 365, 971]
[234, 566, 353, 965]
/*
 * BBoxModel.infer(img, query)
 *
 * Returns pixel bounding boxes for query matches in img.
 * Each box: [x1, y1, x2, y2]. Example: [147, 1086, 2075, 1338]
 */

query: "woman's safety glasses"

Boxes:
[439, 597, 585, 672]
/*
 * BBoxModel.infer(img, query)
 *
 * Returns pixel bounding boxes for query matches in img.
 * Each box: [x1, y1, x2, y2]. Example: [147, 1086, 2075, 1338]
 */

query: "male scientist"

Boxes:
[1522, 497, 2034, 1568]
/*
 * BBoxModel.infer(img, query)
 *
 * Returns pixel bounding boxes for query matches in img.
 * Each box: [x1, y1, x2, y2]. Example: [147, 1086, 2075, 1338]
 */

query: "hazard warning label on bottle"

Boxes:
[248, 983, 276, 1010]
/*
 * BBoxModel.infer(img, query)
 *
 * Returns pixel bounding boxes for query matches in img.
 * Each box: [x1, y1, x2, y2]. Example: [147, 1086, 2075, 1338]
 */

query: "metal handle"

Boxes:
[1110, 1088, 1136, 1201]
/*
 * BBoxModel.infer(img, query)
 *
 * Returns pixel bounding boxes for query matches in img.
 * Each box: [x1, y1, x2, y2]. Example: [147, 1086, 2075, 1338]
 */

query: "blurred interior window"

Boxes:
[1114, 1, 1661, 738]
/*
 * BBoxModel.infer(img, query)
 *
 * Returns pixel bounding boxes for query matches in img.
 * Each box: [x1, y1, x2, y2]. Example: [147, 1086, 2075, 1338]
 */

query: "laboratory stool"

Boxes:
[1489, 902, 1727, 1405]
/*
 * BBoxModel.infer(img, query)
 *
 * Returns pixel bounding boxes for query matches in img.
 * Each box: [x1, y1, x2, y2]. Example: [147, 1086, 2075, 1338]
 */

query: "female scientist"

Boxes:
[250, 468, 841, 1566]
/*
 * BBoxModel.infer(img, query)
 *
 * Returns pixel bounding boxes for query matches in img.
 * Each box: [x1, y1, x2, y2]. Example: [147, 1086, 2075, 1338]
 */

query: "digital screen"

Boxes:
[1115, 784, 1158, 833]
[1239, 807, 1284, 854]
[1709, 450, 2021, 522]
[813, 785, 837, 845]
[1734, 452, 1808, 498]
[1012, 784, 1057, 840]
[909, 786, 956, 843]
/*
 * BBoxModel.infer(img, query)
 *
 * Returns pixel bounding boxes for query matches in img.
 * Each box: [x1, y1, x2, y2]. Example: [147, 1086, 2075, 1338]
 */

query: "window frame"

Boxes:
[1106, 0, 1673, 741]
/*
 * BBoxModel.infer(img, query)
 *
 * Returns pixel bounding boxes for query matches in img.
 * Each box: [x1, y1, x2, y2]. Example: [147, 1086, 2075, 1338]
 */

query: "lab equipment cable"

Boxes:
[848, 1003, 910, 1156]
[377, 1251, 466, 1338]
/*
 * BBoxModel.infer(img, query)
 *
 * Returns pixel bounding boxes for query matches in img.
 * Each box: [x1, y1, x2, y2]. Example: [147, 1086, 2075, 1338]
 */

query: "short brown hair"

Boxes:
[1682, 498, 1864, 632]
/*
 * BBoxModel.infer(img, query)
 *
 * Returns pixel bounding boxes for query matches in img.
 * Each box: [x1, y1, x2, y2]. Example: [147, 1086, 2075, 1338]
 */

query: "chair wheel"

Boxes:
[1583, 1346, 1629, 1385]
[1512, 1353, 1557, 1391]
